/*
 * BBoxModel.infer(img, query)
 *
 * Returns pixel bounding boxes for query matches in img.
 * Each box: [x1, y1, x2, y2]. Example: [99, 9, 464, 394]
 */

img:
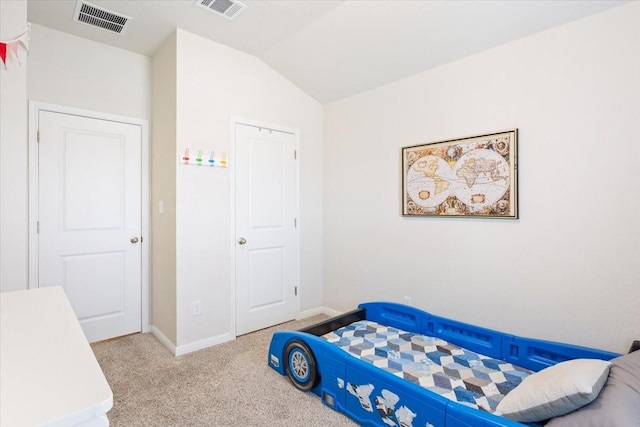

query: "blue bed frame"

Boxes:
[268, 302, 619, 427]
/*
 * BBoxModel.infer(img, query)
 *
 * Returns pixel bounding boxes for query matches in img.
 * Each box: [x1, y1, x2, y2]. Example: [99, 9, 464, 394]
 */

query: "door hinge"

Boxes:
[37, 130, 40, 143]
[294, 150, 297, 160]
[295, 286, 298, 296]
[294, 218, 297, 228]
[37, 221, 40, 233]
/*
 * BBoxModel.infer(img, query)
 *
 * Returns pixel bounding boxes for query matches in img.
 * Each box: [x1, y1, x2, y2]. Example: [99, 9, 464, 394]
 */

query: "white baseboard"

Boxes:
[150, 325, 234, 356]
[298, 306, 342, 319]
[175, 333, 234, 356]
[150, 325, 177, 355]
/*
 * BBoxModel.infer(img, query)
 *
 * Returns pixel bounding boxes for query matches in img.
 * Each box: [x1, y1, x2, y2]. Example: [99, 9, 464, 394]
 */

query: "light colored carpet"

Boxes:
[91, 316, 357, 426]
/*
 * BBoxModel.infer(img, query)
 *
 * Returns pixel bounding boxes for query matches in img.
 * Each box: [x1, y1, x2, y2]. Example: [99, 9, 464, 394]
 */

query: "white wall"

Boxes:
[0, 1, 28, 292]
[0, 24, 151, 291]
[151, 32, 178, 344]
[27, 24, 151, 121]
[171, 30, 323, 347]
[323, 2, 640, 354]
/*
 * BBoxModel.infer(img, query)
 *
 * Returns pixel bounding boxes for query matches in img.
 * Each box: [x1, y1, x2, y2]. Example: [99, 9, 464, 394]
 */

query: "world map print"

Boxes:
[402, 130, 517, 218]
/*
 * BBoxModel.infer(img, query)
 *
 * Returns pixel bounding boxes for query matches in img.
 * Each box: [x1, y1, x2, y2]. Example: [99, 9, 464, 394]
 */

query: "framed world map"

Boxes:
[402, 129, 518, 218]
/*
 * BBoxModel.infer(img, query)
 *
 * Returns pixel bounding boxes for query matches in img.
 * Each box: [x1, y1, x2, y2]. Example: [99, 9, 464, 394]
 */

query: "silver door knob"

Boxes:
[238, 237, 247, 245]
[130, 237, 139, 244]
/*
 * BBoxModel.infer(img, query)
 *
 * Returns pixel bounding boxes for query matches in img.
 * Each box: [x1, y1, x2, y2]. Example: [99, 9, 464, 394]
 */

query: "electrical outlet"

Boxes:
[403, 296, 412, 306]
[192, 300, 202, 316]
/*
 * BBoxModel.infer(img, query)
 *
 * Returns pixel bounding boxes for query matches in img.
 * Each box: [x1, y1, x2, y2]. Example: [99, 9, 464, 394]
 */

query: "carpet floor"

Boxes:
[91, 316, 357, 426]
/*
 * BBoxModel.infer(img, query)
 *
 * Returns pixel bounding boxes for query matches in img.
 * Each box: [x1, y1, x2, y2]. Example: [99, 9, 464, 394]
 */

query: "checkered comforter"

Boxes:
[321, 320, 532, 413]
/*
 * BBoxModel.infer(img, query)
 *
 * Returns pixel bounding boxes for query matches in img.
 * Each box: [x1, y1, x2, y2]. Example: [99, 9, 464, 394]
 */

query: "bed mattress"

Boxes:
[321, 320, 533, 413]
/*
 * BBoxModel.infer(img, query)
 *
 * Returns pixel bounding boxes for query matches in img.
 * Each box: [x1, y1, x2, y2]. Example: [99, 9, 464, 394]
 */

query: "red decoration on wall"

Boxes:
[8, 41, 20, 65]
[0, 43, 7, 69]
[0, 24, 30, 70]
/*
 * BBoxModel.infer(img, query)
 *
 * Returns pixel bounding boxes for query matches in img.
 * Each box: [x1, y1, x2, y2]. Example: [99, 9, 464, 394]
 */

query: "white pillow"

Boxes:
[496, 358, 612, 423]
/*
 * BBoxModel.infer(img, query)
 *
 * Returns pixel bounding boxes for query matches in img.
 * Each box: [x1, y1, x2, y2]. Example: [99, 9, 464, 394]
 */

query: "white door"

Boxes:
[37, 110, 142, 343]
[235, 123, 298, 335]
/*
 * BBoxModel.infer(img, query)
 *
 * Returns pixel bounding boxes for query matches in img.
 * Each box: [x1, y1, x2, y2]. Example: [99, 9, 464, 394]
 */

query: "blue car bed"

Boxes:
[268, 302, 627, 427]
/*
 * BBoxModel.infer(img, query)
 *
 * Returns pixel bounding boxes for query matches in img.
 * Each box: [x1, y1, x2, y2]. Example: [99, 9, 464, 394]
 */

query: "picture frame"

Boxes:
[402, 129, 518, 218]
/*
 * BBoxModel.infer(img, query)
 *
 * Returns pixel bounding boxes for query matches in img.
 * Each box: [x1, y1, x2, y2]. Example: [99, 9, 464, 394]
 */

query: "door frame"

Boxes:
[229, 117, 301, 337]
[28, 101, 150, 334]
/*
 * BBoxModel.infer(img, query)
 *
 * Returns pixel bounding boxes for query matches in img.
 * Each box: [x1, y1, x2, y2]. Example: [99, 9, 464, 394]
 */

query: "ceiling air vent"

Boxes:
[195, 0, 247, 20]
[73, 0, 132, 34]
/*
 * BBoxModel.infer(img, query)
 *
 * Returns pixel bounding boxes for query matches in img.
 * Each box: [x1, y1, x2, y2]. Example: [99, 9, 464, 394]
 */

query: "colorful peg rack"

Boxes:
[178, 149, 228, 168]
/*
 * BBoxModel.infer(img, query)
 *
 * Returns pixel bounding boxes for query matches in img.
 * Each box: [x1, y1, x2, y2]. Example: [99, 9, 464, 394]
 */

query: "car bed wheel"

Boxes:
[284, 340, 318, 392]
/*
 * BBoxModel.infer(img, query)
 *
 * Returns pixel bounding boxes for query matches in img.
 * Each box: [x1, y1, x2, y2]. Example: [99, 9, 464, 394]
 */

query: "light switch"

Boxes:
[159, 200, 164, 214]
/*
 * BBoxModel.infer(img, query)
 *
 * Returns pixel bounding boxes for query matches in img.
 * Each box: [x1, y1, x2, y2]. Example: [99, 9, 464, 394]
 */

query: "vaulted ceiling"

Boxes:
[27, 0, 626, 104]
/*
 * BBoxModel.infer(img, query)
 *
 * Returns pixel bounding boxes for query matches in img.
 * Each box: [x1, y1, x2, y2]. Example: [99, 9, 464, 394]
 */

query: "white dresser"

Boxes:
[0, 287, 113, 426]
